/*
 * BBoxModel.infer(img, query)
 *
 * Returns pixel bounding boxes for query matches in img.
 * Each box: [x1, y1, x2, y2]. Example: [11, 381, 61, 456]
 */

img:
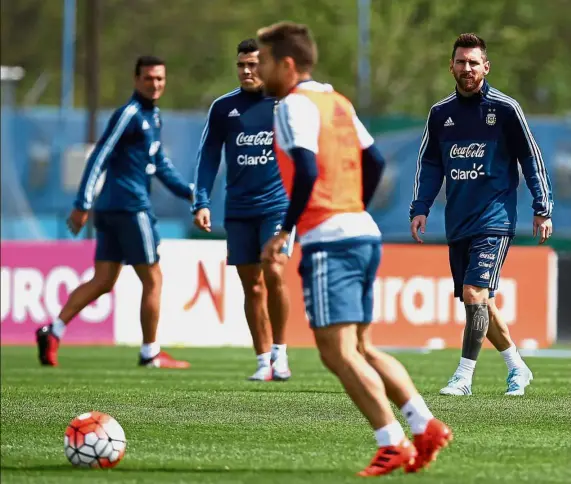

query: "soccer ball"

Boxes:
[64, 411, 126, 468]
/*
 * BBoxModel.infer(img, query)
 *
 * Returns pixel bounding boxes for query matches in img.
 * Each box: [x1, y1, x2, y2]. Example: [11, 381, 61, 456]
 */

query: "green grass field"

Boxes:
[1, 346, 570, 484]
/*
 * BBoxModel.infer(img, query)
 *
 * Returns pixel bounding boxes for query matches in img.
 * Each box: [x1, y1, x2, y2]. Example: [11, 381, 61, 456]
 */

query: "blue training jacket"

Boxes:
[74, 91, 193, 213]
[410, 79, 554, 243]
[193, 87, 289, 219]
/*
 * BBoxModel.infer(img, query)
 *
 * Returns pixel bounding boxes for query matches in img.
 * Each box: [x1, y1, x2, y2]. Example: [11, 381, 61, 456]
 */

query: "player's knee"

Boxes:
[144, 276, 162, 293]
[318, 344, 352, 374]
[359, 342, 377, 363]
[262, 261, 284, 290]
[462, 285, 488, 304]
[243, 279, 265, 301]
[319, 349, 343, 373]
[92, 278, 116, 296]
[141, 268, 162, 293]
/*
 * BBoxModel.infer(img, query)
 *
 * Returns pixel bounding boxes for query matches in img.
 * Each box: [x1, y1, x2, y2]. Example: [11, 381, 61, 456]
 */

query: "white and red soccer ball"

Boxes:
[64, 411, 126, 468]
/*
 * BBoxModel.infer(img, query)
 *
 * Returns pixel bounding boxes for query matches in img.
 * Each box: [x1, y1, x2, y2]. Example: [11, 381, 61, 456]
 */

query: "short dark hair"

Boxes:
[237, 38, 258, 55]
[134, 55, 165, 76]
[452, 33, 487, 60]
[257, 21, 317, 73]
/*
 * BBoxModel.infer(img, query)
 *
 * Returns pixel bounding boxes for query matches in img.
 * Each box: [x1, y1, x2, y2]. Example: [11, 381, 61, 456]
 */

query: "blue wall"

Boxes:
[2, 106, 570, 241]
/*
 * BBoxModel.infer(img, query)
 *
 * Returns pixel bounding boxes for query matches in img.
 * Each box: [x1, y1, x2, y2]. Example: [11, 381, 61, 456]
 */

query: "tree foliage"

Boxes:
[2, 0, 570, 115]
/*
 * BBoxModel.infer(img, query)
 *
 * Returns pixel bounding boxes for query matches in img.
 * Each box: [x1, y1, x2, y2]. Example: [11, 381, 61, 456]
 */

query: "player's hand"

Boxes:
[262, 231, 290, 264]
[67, 209, 88, 236]
[533, 215, 553, 244]
[193, 208, 211, 232]
[410, 215, 427, 244]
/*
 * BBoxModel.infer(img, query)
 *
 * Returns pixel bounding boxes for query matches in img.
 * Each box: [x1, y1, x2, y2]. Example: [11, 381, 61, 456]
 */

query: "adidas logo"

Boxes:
[480, 271, 490, 280]
[228, 108, 240, 117]
[142, 120, 150, 130]
[444, 117, 454, 127]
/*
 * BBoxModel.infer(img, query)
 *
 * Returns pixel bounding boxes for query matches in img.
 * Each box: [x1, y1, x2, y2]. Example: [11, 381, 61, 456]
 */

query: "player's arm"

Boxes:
[74, 105, 138, 212]
[193, 101, 225, 213]
[155, 142, 194, 201]
[505, 102, 554, 218]
[276, 95, 321, 233]
[352, 112, 386, 208]
[409, 108, 444, 221]
[505, 101, 554, 243]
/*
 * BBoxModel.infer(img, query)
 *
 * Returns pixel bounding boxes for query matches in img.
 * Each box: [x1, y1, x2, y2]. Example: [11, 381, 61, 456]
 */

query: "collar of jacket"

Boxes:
[132, 90, 156, 109]
[455, 78, 490, 103]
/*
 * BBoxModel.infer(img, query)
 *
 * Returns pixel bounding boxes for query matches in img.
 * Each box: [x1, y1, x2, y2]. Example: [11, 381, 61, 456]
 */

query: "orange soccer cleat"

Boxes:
[139, 351, 190, 369]
[357, 438, 417, 477]
[405, 418, 453, 473]
[36, 325, 60, 366]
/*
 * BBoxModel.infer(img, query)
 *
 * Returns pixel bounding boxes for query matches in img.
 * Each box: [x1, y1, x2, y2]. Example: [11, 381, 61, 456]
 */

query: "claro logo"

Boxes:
[1, 266, 112, 323]
[370, 276, 516, 325]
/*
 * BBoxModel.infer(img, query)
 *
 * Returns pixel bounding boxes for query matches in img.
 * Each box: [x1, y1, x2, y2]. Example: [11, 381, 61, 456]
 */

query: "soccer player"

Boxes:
[257, 22, 452, 476]
[36, 56, 193, 369]
[410, 33, 554, 396]
[193, 39, 293, 381]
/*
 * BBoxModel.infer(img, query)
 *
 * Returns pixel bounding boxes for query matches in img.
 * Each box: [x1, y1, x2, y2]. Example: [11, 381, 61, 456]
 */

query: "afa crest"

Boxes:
[486, 109, 496, 126]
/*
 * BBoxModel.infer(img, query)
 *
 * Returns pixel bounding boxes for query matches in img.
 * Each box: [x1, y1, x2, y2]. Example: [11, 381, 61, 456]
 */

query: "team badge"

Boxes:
[486, 109, 496, 126]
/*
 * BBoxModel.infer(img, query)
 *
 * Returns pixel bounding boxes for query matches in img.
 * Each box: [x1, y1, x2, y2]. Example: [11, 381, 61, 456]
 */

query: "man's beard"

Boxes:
[455, 73, 482, 93]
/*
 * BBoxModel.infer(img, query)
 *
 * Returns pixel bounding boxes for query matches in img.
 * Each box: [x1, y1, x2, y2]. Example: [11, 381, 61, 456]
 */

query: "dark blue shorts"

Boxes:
[224, 212, 294, 266]
[449, 234, 512, 301]
[298, 240, 381, 329]
[94, 211, 160, 266]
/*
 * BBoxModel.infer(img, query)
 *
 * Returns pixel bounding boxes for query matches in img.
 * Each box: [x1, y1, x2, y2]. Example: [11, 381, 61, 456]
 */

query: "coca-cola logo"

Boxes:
[450, 143, 486, 159]
[236, 131, 274, 147]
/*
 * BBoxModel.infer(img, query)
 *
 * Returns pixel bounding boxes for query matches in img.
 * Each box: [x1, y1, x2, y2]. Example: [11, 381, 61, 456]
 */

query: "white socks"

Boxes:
[455, 357, 477, 380]
[51, 318, 67, 339]
[271, 344, 287, 362]
[374, 394, 434, 446]
[500, 345, 526, 371]
[257, 352, 271, 368]
[257, 346, 288, 368]
[455, 347, 525, 377]
[374, 421, 406, 447]
[141, 342, 160, 360]
[401, 394, 434, 434]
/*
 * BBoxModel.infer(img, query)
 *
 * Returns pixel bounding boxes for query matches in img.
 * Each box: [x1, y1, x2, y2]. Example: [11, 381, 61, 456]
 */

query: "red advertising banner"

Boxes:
[284, 244, 557, 349]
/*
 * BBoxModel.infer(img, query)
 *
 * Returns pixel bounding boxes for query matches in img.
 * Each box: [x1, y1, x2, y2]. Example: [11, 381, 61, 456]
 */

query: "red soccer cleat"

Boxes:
[36, 325, 59, 366]
[139, 350, 190, 369]
[357, 438, 417, 477]
[405, 418, 453, 473]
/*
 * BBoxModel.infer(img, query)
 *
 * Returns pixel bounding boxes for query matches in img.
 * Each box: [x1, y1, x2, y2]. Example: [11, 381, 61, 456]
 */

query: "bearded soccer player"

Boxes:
[36, 56, 193, 368]
[193, 39, 293, 381]
[257, 21, 452, 476]
[410, 33, 554, 396]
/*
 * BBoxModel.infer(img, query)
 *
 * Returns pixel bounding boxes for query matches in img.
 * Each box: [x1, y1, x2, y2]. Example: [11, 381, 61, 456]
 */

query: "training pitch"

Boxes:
[1, 346, 570, 483]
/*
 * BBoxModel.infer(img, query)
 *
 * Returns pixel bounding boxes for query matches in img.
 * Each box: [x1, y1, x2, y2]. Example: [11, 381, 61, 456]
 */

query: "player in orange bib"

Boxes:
[257, 22, 452, 477]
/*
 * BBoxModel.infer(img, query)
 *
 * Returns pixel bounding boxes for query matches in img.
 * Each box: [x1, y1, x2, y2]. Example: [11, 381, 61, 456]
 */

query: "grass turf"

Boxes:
[1, 346, 570, 483]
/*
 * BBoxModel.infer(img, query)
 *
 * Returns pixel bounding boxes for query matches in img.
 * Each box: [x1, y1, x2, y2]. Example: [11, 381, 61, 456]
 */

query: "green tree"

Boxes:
[2, 0, 570, 115]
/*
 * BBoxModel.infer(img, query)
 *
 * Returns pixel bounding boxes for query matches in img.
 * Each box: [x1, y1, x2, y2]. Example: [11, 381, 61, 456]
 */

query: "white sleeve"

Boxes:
[275, 94, 320, 154]
[352, 112, 375, 149]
